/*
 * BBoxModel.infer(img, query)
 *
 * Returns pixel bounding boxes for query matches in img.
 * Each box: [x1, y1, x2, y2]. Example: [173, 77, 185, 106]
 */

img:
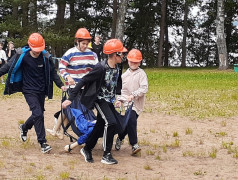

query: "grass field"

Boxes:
[145, 68, 238, 119]
[1, 68, 238, 120]
[1, 68, 238, 179]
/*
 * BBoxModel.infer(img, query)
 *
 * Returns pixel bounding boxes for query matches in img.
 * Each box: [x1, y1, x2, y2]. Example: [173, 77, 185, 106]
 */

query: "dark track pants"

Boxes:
[84, 99, 117, 154]
[23, 93, 46, 144]
[118, 110, 139, 146]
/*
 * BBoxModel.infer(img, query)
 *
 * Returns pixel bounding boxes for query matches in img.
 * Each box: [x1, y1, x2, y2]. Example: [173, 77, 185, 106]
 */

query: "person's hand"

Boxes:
[62, 100, 72, 109]
[67, 76, 75, 85]
[115, 100, 122, 108]
[61, 86, 67, 91]
[127, 95, 134, 102]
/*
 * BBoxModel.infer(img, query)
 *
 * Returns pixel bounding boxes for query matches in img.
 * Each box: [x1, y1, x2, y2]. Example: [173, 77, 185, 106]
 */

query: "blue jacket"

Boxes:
[71, 108, 95, 145]
[0, 46, 64, 99]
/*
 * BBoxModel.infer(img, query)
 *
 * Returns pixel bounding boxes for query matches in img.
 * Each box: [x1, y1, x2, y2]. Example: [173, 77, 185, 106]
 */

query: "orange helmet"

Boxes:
[127, 49, 143, 62]
[103, 39, 127, 54]
[28, 33, 45, 52]
[75, 28, 92, 39]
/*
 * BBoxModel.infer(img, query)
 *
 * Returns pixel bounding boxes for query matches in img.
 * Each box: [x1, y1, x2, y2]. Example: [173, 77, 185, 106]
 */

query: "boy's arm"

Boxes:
[58, 54, 70, 80]
[68, 63, 103, 102]
[0, 54, 15, 76]
[131, 72, 148, 98]
[50, 58, 64, 88]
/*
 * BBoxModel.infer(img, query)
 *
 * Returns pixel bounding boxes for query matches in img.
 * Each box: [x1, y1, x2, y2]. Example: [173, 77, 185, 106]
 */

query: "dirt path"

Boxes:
[0, 97, 238, 179]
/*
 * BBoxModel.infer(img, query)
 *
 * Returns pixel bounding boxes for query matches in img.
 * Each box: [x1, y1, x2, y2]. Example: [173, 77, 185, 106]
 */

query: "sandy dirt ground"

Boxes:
[0, 96, 238, 180]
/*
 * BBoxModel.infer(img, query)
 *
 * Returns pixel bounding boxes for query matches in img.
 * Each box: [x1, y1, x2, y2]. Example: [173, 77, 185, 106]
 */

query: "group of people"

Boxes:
[0, 27, 148, 165]
[0, 41, 16, 84]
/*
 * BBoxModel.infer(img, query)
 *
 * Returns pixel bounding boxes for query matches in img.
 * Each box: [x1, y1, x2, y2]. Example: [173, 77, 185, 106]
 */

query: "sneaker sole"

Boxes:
[19, 125, 27, 142]
[42, 147, 52, 154]
[115, 145, 121, 151]
[80, 149, 94, 163]
[101, 159, 118, 165]
[132, 148, 141, 155]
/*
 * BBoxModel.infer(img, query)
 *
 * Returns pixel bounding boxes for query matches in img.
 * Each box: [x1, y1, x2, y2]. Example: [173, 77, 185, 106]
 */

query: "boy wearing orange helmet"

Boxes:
[0, 33, 65, 153]
[47, 28, 98, 139]
[115, 49, 148, 155]
[59, 28, 98, 86]
[62, 39, 127, 164]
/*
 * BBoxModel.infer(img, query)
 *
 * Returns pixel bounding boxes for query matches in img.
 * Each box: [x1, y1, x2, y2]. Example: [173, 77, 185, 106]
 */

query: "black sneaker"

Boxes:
[115, 137, 123, 151]
[41, 143, 52, 153]
[19, 124, 27, 142]
[132, 144, 141, 155]
[101, 153, 118, 165]
[80, 148, 94, 163]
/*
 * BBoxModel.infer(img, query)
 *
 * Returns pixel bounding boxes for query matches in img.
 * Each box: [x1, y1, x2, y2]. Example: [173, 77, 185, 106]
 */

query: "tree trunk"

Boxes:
[111, 0, 118, 38]
[216, 0, 228, 70]
[164, 0, 169, 67]
[29, 0, 38, 32]
[69, 0, 75, 22]
[21, 1, 29, 28]
[55, 0, 66, 57]
[9, 2, 18, 38]
[158, 0, 166, 67]
[55, 0, 66, 29]
[181, 1, 188, 68]
[115, 0, 128, 41]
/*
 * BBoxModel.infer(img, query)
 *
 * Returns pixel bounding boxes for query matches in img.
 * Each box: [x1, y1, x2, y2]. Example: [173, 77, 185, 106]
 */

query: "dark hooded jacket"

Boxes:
[0, 46, 63, 99]
[68, 60, 122, 109]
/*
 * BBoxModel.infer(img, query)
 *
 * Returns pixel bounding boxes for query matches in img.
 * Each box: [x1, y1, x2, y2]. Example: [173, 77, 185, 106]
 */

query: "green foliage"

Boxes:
[0, 0, 237, 66]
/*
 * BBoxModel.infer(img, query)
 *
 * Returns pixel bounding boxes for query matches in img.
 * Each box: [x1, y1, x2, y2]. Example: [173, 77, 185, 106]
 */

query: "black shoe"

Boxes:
[132, 144, 141, 155]
[115, 137, 123, 151]
[41, 143, 52, 153]
[101, 153, 118, 165]
[19, 124, 27, 142]
[80, 148, 94, 163]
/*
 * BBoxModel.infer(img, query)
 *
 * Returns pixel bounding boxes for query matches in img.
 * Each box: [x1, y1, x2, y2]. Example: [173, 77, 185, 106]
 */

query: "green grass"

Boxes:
[145, 68, 238, 119]
[1, 67, 238, 120]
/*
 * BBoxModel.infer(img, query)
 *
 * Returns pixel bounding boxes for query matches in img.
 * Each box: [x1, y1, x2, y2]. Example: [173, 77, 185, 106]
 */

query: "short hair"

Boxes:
[95, 35, 101, 39]
[74, 38, 90, 46]
[8, 41, 14, 45]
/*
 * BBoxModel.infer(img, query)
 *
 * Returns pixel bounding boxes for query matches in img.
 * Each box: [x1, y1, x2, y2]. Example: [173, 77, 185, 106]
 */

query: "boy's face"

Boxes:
[9, 43, 14, 49]
[31, 50, 41, 58]
[128, 61, 140, 70]
[0, 44, 3, 50]
[95, 36, 100, 44]
[78, 40, 89, 52]
[115, 52, 124, 64]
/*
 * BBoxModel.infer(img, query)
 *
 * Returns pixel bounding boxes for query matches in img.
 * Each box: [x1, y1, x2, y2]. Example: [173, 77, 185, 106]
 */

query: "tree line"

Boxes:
[0, 0, 237, 68]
